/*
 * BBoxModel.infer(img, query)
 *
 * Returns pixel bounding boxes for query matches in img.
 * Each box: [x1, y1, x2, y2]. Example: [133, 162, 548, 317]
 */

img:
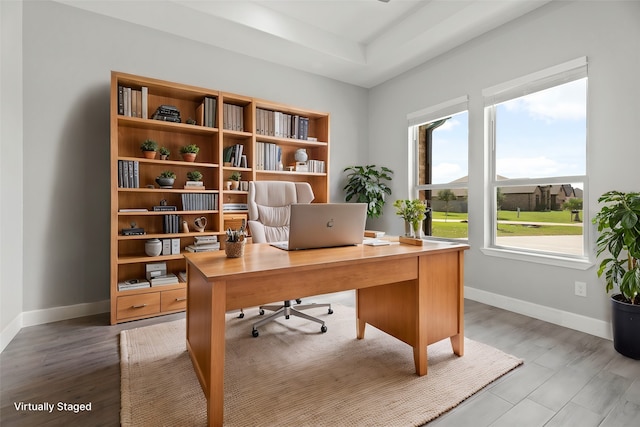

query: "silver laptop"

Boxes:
[270, 203, 367, 251]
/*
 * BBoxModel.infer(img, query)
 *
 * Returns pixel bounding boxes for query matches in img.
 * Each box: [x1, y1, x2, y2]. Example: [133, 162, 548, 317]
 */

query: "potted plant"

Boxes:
[393, 199, 427, 238]
[140, 139, 158, 159]
[229, 171, 241, 190]
[186, 170, 204, 189]
[155, 170, 176, 188]
[593, 190, 640, 359]
[159, 146, 170, 160]
[180, 144, 200, 162]
[343, 165, 394, 218]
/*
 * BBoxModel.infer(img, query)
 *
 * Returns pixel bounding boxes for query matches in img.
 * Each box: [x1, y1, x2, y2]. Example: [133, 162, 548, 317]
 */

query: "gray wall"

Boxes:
[368, 1, 640, 323]
[13, 0, 368, 317]
[1, 1, 24, 338]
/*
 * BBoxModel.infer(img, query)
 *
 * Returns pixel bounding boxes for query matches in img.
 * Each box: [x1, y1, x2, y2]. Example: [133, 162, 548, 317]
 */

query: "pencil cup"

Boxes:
[225, 240, 245, 258]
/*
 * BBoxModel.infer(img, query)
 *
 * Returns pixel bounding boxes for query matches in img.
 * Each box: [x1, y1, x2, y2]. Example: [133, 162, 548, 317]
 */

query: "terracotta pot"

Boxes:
[182, 153, 197, 162]
[231, 180, 240, 190]
[143, 151, 156, 159]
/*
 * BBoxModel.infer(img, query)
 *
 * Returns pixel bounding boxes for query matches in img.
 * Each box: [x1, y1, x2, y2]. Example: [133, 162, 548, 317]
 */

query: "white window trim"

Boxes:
[484, 57, 591, 265]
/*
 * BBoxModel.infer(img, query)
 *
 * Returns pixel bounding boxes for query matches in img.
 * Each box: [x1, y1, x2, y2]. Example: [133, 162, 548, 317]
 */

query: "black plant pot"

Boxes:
[611, 295, 640, 360]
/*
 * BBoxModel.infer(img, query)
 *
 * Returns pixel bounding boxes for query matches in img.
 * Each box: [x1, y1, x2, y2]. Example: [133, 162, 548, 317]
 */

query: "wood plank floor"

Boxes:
[1, 292, 638, 426]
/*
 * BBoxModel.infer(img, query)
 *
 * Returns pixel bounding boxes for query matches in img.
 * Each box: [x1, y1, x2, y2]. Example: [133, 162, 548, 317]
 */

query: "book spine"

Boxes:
[141, 87, 148, 119]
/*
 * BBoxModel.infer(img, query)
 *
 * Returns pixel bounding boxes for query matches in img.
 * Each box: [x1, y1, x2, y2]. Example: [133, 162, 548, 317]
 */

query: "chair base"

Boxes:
[252, 300, 333, 337]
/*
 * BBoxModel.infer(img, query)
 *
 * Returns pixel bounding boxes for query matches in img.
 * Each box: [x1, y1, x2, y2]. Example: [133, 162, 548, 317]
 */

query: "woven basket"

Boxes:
[225, 240, 246, 258]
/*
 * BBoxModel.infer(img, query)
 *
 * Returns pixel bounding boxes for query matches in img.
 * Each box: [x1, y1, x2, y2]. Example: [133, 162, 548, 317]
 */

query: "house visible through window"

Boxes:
[485, 58, 588, 258]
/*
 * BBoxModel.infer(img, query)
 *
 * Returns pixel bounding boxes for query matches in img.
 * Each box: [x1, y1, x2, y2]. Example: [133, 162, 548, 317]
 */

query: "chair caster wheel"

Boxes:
[321, 325, 327, 333]
[296, 299, 302, 304]
[259, 309, 265, 315]
[252, 329, 259, 337]
[238, 312, 245, 318]
[328, 308, 334, 314]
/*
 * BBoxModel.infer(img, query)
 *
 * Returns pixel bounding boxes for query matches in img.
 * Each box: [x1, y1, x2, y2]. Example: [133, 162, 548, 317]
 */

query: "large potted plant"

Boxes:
[593, 190, 640, 359]
[343, 165, 393, 218]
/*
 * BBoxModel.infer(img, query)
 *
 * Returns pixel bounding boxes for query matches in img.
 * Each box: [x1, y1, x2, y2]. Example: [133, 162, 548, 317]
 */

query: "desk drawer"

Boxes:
[117, 293, 160, 320]
[161, 288, 187, 312]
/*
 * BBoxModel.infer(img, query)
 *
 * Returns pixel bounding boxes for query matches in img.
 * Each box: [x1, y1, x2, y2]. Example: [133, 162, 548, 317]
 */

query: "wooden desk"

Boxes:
[184, 241, 469, 427]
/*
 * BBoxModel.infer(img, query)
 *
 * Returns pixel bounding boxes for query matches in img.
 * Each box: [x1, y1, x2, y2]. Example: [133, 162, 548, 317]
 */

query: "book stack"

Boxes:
[118, 279, 150, 292]
[223, 203, 248, 212]
[150, 274, 180, 287]
[255, 142, 281, 171]
[184, 181, 205, 190]
[185, 235, 220, 253]
[307, 159, 325, 173]
[152, 105, 181, 123]
[163, 214, 182, 234]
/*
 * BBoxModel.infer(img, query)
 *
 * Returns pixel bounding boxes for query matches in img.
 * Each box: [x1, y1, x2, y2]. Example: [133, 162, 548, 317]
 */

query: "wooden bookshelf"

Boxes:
[110, 71, 330, 324]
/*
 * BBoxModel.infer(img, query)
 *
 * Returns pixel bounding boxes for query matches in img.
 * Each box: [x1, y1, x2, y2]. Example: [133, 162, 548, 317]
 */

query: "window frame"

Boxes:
[408, 96, 469, 242]
[482, 57, 592, 269]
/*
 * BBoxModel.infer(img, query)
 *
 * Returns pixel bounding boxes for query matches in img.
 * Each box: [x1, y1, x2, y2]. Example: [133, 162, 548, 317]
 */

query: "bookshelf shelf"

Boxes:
[111, 71, 329, 324]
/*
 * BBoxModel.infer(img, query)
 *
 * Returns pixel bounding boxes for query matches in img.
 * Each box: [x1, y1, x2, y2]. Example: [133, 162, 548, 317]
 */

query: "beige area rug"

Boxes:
[120, 305, 522, 427]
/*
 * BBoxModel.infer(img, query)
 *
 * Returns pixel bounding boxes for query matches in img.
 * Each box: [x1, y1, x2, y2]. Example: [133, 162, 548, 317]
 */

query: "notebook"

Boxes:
[270, 203, 367, 251]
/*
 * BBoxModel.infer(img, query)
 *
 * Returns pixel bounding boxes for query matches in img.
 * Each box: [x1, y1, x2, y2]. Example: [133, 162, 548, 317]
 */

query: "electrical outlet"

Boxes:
[575, 281, 587, 297]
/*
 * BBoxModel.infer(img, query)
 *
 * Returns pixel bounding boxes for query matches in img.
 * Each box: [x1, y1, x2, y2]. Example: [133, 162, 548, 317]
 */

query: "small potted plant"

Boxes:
[229, 171, 241, 190]
[155, 170, 176, 188]
[185, 171, 204, 189]
[225, 226, 246, 258]
[140, 139, 158, 159]
[393, 199, 427, 238]
[593, 190, 640, 359]
[159, 146, 170, 160]
[180, 144, 200, 162]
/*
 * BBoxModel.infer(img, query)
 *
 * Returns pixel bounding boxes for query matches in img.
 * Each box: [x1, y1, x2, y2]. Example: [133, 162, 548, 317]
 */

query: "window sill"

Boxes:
[480, 247, 593, 270]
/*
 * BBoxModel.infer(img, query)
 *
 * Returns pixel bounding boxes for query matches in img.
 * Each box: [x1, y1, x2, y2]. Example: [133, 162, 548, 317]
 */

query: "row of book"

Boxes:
[255, 142, 282, 171]
[202, 97, 217, 128]
[118, 160, 140, 188]
[185, 235, 220, 253]
[306, 159, 326, 173]
[158, 238, 181, 255]
[118, 85, 148, 119]
[163, 215, 182, 234]
[223, 144, 248, 168]
[223, 104, 245, 131]
[181, 193, 218, 211]
[256, 108, 310, 140]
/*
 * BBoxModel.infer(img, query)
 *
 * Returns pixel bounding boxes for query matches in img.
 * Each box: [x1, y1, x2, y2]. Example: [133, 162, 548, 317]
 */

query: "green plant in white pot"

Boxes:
[593, 190, 640, 359]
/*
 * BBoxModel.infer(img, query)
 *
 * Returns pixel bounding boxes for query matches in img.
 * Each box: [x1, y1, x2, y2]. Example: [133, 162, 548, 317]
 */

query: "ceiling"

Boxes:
[56, 0, 552, 88]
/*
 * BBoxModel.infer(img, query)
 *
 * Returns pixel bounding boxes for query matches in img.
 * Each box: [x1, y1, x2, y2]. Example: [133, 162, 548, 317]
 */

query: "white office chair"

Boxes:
[247, 180, 333, 337]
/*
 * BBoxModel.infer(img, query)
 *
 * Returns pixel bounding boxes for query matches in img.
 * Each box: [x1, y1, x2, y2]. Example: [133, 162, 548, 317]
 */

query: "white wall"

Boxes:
[1, 0, 25, 348]
[368, 1, 640, 331]
[10, 1, 368, 321]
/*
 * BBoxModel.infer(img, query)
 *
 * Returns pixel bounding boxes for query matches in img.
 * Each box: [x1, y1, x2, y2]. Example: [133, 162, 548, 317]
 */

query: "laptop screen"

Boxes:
[272, 203, 367, 250]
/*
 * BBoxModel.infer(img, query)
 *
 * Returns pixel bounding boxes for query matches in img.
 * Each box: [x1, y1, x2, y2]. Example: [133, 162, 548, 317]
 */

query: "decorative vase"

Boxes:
[611, 295, 640, 359]
[145, 238, 162, 257]
[405, 220, 423, 238]
[143, 151, 156, 159]
[225, 240, 245, 258]
[294, 148, 308, 163]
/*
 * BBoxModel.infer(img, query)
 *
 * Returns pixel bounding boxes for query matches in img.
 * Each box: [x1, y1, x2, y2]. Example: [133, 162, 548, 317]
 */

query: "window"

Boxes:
[484, 58, 588, 259]
[408, 96, 469, 240]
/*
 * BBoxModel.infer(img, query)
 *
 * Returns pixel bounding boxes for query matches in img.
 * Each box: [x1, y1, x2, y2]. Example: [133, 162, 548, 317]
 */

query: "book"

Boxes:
[150, 274, 179, 286]
[185, 243, 220, 252]
[118, 279, 151, 291]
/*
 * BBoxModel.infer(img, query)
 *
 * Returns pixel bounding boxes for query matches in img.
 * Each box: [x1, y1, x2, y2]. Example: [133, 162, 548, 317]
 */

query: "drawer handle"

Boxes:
[175, 297, 187, 302]
[132, 304, 148, 309]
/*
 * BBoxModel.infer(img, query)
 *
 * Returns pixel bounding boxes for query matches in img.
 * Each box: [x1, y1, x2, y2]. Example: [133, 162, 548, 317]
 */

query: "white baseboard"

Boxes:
[465, 287, 612, 341]
[0, 299, 110, 353]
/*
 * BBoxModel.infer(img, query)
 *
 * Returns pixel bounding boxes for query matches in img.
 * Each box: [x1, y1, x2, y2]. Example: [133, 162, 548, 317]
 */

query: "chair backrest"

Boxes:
[247, 181, 315, 243]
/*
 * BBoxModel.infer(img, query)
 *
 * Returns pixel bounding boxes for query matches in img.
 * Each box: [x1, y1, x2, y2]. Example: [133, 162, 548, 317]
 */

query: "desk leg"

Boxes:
[355, 291, 366, 339]
[415, 255, 429, 376]
[208, 280, 227, 427]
